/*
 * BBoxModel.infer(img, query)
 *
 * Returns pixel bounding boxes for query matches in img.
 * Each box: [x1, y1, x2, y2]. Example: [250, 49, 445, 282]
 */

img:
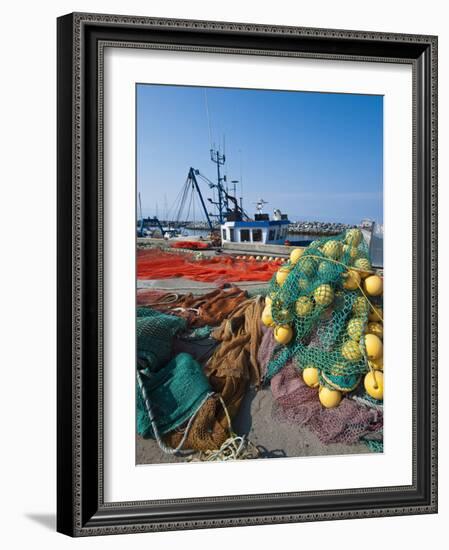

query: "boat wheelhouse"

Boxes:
[221, 209, 290, 245]
[220, 219, 289, 245]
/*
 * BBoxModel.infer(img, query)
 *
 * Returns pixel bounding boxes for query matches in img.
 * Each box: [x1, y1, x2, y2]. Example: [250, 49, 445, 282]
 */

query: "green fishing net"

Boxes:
[265, 229, 381, 391]
[136, 307, 187, 372]
[137, 352, 212, 438]
[136, 308, 212, 439]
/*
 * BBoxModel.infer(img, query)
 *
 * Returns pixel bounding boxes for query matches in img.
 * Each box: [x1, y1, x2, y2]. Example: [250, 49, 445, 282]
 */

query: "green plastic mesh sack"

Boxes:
[137, 352, 212, 438]
[137, 307, 187, 372]
[265, 229, 379, 391]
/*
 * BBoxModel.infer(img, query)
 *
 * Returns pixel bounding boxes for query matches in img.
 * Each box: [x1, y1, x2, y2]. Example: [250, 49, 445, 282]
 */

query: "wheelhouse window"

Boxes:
[240, 229, 250, 242]
[268, 229, 276, 241]
[252, 229, 263, 242]
[222, 229, 227, 240]
[229, 228, 235, 242]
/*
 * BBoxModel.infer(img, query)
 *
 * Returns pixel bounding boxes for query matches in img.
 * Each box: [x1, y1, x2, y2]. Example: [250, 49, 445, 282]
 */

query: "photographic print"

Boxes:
[57, 14, 437, 534]
[135, 84, 384, 465]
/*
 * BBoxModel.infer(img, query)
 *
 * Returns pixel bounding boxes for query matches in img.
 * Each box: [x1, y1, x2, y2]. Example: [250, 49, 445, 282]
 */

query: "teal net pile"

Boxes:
[136, 308, 213, 440]
[265, 229, 380, 392]
[137, 307, 187, 372]
[137, 352, 212, 438]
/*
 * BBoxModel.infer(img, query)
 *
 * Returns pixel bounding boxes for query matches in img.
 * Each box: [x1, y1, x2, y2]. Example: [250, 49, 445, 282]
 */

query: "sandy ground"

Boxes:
[136, 386, 370, 465]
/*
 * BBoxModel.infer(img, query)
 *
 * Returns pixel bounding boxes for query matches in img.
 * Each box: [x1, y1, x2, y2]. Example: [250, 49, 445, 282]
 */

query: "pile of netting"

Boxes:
[137, 248, 283, 283]
[170, 240, 210, 250]
[136, 287, 248, 327]
[262, 228, 384, 408]
[136, 295, 266, 458]
[270, 363, 382, 445]
[136, 308, 214, 444]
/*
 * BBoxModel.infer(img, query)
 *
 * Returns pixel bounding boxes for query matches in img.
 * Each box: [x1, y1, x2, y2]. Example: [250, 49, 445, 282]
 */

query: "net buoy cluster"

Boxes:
[262, 228, 384, 407]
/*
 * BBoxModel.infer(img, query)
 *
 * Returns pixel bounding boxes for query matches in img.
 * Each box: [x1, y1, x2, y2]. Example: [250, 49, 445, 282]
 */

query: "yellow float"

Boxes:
[364, 333, 383, 360]
[314, 284, 334, 307]
[354, 257, 372, 276]
[274, 324, 293, 345]
[367, 322, 383, 339]
[319, 386, 342, 408]
[322, 240, 342, 259]
[265, 295, 272, 307]
[368, 305, 383, 322]
[364, 371, 384, 400]
[342, 244, 359, 260]
[277, 308, 293, 323]
[363, 274, 383, 296]
[289, 248, 305, 264]
[295, 296, 314, 316]
[347, 317, 364, 341]
[345, 228, 362, 247]
[341, 339, 363, 361]
[343, 269, 361, 290]
[317, 261, 334, 278]
[276, 266, 290, 286]
[298, 278, 309, 291]
[261, 305, 274, 327]
[302, 366, 320, 388]
[299, 257, 316, 278]
[352, 296, 369, 316]
[369, 356, 384, 371]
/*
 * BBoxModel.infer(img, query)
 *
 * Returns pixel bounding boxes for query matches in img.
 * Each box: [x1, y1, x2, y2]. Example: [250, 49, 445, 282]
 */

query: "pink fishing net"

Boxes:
[270, 363, 382, 445]
[257, 326, 278, 381]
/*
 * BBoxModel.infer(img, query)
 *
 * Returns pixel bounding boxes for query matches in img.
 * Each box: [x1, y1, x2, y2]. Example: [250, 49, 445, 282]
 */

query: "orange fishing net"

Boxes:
[170, 240, 210, 250]
[205, 297, 265, 418]
[163, 395, 229, 451]
[137, 287, 248, 327]
[137, 249, 282, 283]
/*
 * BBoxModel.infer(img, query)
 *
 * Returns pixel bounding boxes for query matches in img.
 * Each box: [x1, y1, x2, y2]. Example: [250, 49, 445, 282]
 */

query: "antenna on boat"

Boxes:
[163, 193, 168, 223]
[210, 146, 226, 224]
[253, 198, 268, 214]
[138, 192, 144, 236]
[239, 149, 243, 212]
[204, 89, 213, 149]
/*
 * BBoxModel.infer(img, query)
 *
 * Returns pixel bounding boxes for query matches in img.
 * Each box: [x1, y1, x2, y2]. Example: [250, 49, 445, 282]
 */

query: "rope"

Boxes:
[171, 307, 201, 315]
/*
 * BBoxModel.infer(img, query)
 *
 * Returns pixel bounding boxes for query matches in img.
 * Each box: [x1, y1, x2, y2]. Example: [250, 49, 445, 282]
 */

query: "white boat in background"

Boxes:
[220, 200, 290, 246]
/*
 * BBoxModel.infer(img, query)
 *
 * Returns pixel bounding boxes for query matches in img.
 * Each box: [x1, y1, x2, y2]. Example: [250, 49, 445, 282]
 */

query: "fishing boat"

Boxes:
[137, 145, 383, 266]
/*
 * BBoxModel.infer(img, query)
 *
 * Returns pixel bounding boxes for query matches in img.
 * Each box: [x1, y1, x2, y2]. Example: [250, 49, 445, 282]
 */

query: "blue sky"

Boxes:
[136, 84, 383, 224]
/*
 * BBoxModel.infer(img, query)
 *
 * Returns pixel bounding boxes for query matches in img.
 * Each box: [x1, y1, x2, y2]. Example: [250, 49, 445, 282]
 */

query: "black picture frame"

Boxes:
[57, 12, 438, 537]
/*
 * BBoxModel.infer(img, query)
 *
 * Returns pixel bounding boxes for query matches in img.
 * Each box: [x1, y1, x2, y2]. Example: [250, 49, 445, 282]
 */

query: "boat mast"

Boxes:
[210, 147, 226, 223]
[138, 192, 144, 236]
[188, 168, 213, 231]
